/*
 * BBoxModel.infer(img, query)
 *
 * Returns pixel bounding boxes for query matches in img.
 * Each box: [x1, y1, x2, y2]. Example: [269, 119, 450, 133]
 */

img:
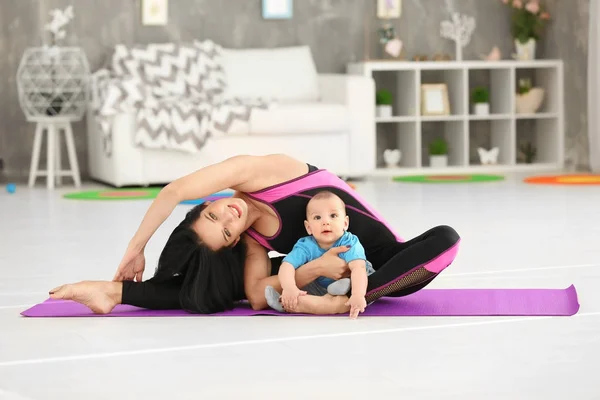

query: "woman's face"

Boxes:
[192, 198, 249, 250]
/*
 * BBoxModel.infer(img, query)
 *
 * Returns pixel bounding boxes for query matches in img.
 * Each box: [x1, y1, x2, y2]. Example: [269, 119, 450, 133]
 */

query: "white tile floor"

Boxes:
[1, 175, 599, 400]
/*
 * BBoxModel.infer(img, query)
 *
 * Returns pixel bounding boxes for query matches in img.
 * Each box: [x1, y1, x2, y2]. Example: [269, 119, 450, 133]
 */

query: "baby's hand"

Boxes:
[281, 288, 307, 310]
[345, 295, 367, 319]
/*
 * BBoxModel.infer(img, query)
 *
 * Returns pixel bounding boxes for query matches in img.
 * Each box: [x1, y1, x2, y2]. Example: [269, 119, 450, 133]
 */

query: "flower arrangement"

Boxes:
[501, 0, 550, 43]
[45, 5, 74, 47]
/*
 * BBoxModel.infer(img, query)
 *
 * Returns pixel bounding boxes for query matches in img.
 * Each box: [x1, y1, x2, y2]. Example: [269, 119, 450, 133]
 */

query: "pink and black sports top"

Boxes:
[244, 164, 403, 255]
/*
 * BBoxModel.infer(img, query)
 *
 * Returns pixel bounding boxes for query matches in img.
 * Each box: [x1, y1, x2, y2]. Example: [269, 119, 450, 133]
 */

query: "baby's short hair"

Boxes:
[311, 190, 340, 202]
[306, 190, 346, 216]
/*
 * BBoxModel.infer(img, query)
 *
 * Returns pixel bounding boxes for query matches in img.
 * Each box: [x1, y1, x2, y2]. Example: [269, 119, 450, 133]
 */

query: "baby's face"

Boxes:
[304, 197, 349, 247]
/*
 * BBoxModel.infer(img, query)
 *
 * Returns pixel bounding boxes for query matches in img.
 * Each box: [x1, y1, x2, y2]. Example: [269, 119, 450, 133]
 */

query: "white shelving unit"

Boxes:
[346, 60, 564, 176]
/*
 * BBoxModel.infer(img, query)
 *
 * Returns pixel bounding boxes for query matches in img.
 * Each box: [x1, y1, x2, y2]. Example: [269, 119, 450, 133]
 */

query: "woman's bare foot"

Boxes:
[49, 281, 122, 314]
[286, 294, 350, 315]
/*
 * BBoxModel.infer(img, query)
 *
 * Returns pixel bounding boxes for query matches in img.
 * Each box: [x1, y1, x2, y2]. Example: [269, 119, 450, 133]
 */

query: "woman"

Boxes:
[49, 154, 461, 316]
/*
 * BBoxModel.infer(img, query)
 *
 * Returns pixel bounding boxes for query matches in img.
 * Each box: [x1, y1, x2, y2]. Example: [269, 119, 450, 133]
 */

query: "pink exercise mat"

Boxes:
[20, 286, 580, 317]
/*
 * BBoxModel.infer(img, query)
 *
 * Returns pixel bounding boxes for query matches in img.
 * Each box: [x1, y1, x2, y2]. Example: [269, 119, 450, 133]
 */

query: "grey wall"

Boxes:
[0, 0, 590, 180]
[542, 0, 590, 171]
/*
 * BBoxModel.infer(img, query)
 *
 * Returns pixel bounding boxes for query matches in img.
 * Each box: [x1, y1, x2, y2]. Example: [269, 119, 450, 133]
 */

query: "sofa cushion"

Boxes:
[221, 46, 320, 102]
[247, 103, 349, 135]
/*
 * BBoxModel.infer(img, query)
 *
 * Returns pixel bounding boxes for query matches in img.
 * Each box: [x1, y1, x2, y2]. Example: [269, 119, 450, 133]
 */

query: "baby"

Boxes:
[264, 190, 375, 319]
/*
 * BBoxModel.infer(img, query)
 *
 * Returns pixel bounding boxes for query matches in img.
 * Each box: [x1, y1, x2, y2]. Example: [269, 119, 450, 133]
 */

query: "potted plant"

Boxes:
[516, 78, 544, 114]
[500, 0, 551, 61]
[471, 87, 490, 116]
[375, 89, 393, 118]
[519, 141, 537, 163]
[429, 137, 448, 168]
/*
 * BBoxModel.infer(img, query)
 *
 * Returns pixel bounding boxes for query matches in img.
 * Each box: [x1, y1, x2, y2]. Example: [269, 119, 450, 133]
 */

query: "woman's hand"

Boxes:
[318, 246, 351, 280]
[113, 245, 146, 282]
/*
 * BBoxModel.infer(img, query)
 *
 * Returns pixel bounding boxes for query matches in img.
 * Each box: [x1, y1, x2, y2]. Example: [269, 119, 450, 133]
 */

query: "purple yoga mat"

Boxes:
[20, 286, 579, 317]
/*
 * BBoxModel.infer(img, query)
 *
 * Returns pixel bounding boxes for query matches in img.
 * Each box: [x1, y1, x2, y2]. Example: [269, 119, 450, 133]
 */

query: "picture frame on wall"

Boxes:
[262, 0, 293, 19]
[421, 84, 451, 116]
[142, 0, 168, 26]
[377, 0, 402, 19]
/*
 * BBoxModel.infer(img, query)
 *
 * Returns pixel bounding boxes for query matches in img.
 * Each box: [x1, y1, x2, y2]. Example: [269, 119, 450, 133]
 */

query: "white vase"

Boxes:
[383, 149, 402, 168]
[16, 46, 91, 120]
[516, 88, 545, 114]
[376, 105, 393, 118]
[430, 155, 448, 168]
[515, 38, 536, 60]
[473, 103, 489, 116]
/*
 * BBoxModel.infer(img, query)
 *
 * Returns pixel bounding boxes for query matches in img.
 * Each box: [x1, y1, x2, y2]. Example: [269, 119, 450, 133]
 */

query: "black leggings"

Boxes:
[122, 225, 460, 310]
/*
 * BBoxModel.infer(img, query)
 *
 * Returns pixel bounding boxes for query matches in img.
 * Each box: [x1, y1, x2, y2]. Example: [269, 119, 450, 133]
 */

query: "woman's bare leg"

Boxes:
[49, 281, 123, 314]
[286, 294, 350, 315]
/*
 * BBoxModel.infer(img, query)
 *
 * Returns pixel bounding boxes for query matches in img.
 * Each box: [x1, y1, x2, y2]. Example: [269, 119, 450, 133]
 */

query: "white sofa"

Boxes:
[86, 44, 375, 187]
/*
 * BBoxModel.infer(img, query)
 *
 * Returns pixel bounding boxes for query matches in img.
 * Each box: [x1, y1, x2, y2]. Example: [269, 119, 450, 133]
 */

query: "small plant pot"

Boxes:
[515, 38, 536, 61]
[376, 105, 393, 118]
[473, 103, 489, 116]
[429, 155, 448, 168]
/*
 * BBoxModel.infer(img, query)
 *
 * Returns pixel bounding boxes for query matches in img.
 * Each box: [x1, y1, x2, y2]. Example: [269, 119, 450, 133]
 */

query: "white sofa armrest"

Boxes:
[317, 74, 375, 176]
[89, 68, 111, 110]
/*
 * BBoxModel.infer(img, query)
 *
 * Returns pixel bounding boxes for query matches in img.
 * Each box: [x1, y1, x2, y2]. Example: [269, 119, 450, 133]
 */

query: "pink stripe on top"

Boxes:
[245, 169, 403, 248]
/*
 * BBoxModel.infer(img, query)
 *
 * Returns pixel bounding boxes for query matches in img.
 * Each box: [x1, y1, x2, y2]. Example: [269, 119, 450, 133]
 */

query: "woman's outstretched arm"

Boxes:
[126, 154, 308, 252]
[127, 156, 255, 252]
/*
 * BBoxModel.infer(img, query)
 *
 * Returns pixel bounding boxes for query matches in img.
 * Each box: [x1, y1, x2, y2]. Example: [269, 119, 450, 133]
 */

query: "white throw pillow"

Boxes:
[221, 46, 320, 102]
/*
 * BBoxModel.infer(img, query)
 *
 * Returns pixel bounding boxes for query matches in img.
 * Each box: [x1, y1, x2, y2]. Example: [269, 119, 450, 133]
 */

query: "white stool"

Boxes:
[28, 117, 81, 189]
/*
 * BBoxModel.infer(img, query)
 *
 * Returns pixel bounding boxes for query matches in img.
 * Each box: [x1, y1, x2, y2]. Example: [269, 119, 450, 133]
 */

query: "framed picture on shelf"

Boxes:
[377, 0, 402, 19]
[421, 84, 450, 116]
[142, 0, 168, 26]
[262, 0, 293, 19]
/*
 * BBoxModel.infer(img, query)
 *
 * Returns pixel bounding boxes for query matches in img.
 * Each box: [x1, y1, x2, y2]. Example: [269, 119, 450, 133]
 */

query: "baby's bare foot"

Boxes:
[49, 281, 121, 314]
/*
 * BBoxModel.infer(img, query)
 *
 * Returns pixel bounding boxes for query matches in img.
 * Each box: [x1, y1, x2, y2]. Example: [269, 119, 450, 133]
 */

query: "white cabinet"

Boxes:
[347, 60, 564, 175]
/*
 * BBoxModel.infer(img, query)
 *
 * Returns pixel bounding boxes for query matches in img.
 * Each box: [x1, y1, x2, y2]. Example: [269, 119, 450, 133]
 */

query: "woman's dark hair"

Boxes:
[152, 203, 247, 314]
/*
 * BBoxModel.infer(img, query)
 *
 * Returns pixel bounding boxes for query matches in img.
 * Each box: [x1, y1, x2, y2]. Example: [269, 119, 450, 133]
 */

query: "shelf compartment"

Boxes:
[421, 120, 467, 167]
[516, 118, 561, 165]
[468, 67, 513, 115]
[469, 119, 514, 166]
[376, 121, 419, 168]
[515, 66, 560, 114]
[420, 69, 466, 116]
[373, 69, 418, 117]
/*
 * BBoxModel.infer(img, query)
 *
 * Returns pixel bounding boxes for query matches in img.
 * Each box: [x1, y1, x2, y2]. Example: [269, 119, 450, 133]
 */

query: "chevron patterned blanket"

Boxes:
[93, 41, 269, 156]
